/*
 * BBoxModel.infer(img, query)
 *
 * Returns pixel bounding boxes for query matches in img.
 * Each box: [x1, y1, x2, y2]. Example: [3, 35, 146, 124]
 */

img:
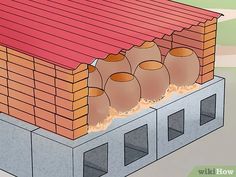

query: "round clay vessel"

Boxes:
[105, 72, 141, 112]
[88, 65, 103, 88]
[96, 54, 131, 88]
[134, 61, 170, 100]
[164, 47, 200, 86]
[125, 41, 162, 73]
[88, 87, 110, 126]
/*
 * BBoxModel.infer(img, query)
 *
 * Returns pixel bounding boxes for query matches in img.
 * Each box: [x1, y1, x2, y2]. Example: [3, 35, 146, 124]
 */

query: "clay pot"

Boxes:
[88, 87, 110, 126]
[88, 65, 103, 88]
[96, 54, 131, 88]
[105, 72, 141, 112]
[125, 41, 162, 73]
[164, 47, 200, 86]
[134, 61, 170, 100]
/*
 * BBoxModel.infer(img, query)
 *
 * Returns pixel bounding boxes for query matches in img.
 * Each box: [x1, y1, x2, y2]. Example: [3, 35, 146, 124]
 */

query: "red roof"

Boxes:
[0, 0, 221, 69]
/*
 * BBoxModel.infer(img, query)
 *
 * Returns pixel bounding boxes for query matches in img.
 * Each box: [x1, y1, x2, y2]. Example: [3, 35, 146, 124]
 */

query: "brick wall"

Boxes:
[0, 45, 88, 140]
[155, 18, 217, 84]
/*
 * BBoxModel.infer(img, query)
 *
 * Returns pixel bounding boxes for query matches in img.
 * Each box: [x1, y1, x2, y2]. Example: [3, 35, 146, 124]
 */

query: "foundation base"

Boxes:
[0, 76, 225, 177]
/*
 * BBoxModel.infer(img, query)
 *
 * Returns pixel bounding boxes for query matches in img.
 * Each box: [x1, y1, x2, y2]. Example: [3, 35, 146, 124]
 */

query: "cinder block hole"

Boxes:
[83, 143, 108, 177]
[124, 124, 148, 166]
[200, 94, 216, 126]
[168, 109, 185, 141]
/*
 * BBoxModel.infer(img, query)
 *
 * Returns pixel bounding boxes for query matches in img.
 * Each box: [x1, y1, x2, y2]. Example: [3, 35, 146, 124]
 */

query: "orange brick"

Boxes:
[0, 50, 7, 60]
[203, 46, 215, 57]
[0, 85, 8, 96]
[35, 58, 55, 68]
[205, 24, 217, 33]
[8, 71, 34, 87]
[72, 96, 87, 109]
[56, 71, 73, 83]
[56, 87, 88, 101]
[0, 59, 7, 69]
[8, 54, 34, 69]
[7, 48, 33, 61]
[56, 96, 87, 110]
[189, 24, 217, 34]
[0, 93, 8, 104]
[9, 89, 34, 105]
[55, 66, 73, 74]
[0, 45, 6, 52]
[196, 71, 214, 84]
[56, 78, 88, 92]
[205, 31, 217, 41]
[35, 89, 55, 104]
[174, 30, 216, 42]
[199, 62, 214, 75]
[35, 63, 56, 77]
[0, 68, 7, 78]
[35, 98, 56, 113]
[56, 88, 74, 101]
[9, 107, 35, 124]
[9, 97, 34, 115]
[8, 80, 34, 96]
[56, 69, 88, 83]
[199, 54, 215, 66]
[0, 102, 8, 114]
[35, 107, 55, 123]
[56, 105, 88, 120]
[172, 42, 215, 58]
[199, 18, 217, 27]
[56, 64, 87, 75]
[56, 124, 88, 140]
[173, 35, 216, 50]
[34, 71, 55, 86]
[8, 62, 34, 79]
[36, 117, 56, 132]
[56, 115, 87, 130]
[35, 81, 56, 95]
[0, 77, 7, 86]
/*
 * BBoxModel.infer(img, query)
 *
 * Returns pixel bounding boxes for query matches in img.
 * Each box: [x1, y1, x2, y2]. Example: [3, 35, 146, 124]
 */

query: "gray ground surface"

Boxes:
[130, 68, 236, 177]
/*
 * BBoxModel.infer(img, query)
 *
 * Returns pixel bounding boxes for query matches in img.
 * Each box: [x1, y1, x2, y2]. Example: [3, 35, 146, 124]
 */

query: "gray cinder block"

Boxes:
[0, 114, 38, 177]
[32, 108, 156, 177]
[152, 76, 225, 159]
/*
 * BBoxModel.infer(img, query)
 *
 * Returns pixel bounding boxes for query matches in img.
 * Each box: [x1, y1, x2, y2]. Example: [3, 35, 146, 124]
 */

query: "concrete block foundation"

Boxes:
[0, 76, 225, 177]
[152, 76, 225, 159]
[0, 114, 39, 177]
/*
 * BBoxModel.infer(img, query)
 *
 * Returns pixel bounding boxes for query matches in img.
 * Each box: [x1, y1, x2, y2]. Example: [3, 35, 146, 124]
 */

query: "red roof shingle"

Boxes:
[0, 0, 221, 69]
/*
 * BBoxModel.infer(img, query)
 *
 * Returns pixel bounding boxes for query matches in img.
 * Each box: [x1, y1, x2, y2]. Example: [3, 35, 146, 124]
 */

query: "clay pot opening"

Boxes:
[89, 87, 104, 97]
[136, 41, 155, 49]
[104, 54, 125, 62]
[88, 65, 96, 73]
[169, 47, 193, 57]
[110, 73, 134, 82]
[139, 61, 163, 70]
